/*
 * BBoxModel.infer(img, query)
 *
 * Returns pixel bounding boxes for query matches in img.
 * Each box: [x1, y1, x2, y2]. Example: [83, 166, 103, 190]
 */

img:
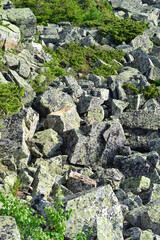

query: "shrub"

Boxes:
[142, 84, 159, 100]
[0, 82, 24, 117]
[100, 17, 148, 44]
[154, 78, 160, 86]
[0, 188, 88, 240]
[123, 83, 140, 95]
[123, 83, 159, 100]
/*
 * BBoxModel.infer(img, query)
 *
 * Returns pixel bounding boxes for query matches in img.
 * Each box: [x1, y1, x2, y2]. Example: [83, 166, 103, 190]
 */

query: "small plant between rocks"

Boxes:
[0, 188, 88, 240]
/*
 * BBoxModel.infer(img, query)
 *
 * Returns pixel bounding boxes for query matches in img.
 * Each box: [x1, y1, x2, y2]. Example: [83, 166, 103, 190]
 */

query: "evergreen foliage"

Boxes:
[0, 82, 24, 117]
[12, 0, 148, 44]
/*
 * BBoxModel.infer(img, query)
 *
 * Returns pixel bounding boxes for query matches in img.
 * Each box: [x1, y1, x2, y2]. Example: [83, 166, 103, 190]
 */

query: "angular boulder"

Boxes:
[0, 216, 21, 240]
[65, 185, 123, 239]
[28, 129, 63, 158]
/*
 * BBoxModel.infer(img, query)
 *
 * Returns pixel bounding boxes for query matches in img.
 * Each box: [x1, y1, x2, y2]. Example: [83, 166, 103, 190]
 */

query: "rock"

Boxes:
[91, 88, 110, 102]
[154, 32, 160, 46]
[5, 53, 19, 68]
[44, 106, 81, 135]
[77, 94, 104, 115]
[0, 216, 21, 240]
[122, 176, 151, 194]
[119, 110, 160, 130]
[101, 119, 126, 166]
[131, 201, 160, 235]
[109, 0, 142, 13]
[93, 168, 124, 190]
[62, 75, 83, 101]
[34, 87, 75, 117]
[147, 151, 159, 168]
[81, 35, 98, 47]
[0, 110, 37, 160]
[97, 216, 123, 240]
[28, 129, 63, 158]
[111, 99, 129, 115]
[149, 138, 160, 155]
[31, 165, 55, 198]
[0, 22, 20, 50]
[131, 48, 155, 80]
[7, 69, 35, 104]
[114, 153, 150, 177]
[149, 184, 160, 202]
[5, 8, 36, 38]
[131, 34, 153, 53]
[65, 185, 123, 239]
[63, 122, 106, 166]
[19, 60, 31, 79]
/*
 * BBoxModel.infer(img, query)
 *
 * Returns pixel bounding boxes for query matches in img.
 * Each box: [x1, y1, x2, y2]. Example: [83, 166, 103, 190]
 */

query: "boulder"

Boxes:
[34, 87, 75, 117]
[65, 185, 123, 239]
[0, 109, 38, 160]
[5, 8, 36, 38]
[0, 216, 21, 240]
[0, 22, 20, 50]
[44, 106, 81, 135]
[119, 110, 160, 130]
[101, 119, 126, 166]
[28, 129, 63, 158]
[131, 34, 153, 53]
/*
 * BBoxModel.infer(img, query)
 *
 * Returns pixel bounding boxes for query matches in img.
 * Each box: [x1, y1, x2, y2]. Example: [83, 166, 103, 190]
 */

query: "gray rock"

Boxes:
[149, 138, 160, 155]
[111, 99, 129, 115]
[63, 122, 106, 166]
[131, 34, 153, 53]
[91, 88, 110, 102]
[122, 176, 151, 194]
[101, 119, 126, 166]
[0, 22, 20, 50]
[0, 110, 36, 160]
[44, 106, 81, 135]
[147, 151, 159, 168]
[81, 35, 98, 47]
[131, 48, 155, 80]
[119, 110, 160, 130]
[149, 184, 160, 202]
[109, 0, 142, 13]
[19, 60, 31, 79]
[77, 94, 104, 114]
[65, 185, 123, 239]
[93, 168, 124, 190]
[5, 8, 36, 38]
[28, 129, 63, 158]
[0, 216, 21, 240]
[7, 69, 35, 104]
[31, 165, 55, 198]
[62, 75, 83, 101]
[5, 53, 19, 68]
[34, 87, 75, 117]
[114, 153, 150, 177]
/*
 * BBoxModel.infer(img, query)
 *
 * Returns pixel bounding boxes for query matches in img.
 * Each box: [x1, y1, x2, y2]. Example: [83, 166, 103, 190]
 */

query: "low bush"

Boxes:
[0, 188, 88, 239]
[123, 83, 159, 100]
[12, 0, 148, 44]
[0, 82, 24, 117]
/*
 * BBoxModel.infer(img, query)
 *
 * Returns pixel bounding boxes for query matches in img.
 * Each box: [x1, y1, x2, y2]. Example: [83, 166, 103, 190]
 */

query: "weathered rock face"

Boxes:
[3, 8, 37, 38]
[0, 0, 160, 238]
[0, 216, 21, 240]
[0, 22, 21, 50]
[65, 185, 123, 239]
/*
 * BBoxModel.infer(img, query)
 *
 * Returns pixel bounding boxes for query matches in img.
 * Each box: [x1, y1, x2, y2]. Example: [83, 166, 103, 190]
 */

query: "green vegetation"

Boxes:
[31, 43, 125, 94]
[100, 18, 148, 44]
[154, 78, 160, 86]
[142, 84, 159, 100]
[0, 188, 88, 240]
[12, 0, 148, 44]
[123, 83, 160, 100]
[0, 82, 24, 117]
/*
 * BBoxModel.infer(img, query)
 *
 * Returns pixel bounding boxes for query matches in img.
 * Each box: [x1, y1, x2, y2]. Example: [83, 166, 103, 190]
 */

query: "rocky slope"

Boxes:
[0, 0, 160, 239]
